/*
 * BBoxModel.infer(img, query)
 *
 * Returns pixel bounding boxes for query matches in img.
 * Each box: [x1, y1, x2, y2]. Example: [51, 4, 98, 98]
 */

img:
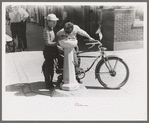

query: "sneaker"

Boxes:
[76, 78, 83, 84]
[55, 75, 63, 87]
[78, 80, 83, 84]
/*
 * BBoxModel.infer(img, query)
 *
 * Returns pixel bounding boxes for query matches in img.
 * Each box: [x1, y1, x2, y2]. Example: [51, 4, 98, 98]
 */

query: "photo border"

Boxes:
[1, 0, 148, 122]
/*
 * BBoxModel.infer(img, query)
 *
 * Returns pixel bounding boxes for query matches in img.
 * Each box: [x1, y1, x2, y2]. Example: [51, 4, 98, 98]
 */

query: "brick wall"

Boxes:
[114, 9, 143, 42]
[101, 9, 144, 50]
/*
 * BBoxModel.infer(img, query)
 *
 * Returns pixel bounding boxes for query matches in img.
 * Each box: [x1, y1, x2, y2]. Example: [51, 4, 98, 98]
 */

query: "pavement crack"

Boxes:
[12, 53, 29, 83]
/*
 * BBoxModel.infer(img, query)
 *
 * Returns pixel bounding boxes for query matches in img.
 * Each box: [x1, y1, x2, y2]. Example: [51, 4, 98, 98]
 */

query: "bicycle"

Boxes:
[76, 40, 129, 89]
[42, 40, 129, 89]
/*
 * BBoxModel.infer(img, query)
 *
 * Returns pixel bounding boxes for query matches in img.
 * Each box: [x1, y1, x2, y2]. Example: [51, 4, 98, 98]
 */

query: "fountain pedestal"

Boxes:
[59, 39, 80, 91]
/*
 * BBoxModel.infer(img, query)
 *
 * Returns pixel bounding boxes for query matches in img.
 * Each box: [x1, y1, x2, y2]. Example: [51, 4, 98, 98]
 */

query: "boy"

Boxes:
[43, 14, 63, 89]
[57, 22, 96, 83]
[57, 22, 95, 41]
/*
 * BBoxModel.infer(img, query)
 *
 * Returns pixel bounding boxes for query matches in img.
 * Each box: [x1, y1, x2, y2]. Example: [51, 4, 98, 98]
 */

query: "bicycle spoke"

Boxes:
[104, 60, 111, 71]
[105, 58, 114, 71]
[113, 59, 119, 71]
[101, 72, 125, 87]
[97, 57, 129, 88]
[97, 72, 110, 74]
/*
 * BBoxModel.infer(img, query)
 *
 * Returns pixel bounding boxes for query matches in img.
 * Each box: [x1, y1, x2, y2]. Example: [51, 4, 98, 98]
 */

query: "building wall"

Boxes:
[114, 9, 134, 42]
[101, 8, 144, 50]
[101, 9, 115, 50]
[25, 6, 144, 51]
[114, 9, 143, 50]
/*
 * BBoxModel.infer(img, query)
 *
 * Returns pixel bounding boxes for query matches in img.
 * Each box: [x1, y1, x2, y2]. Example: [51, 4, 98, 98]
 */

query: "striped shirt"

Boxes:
[56, 25, 90, 40]
[43, 27, 56, 46]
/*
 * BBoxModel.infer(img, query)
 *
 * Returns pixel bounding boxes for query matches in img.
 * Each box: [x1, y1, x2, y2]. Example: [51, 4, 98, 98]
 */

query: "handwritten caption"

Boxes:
[74, 103, 88, 107]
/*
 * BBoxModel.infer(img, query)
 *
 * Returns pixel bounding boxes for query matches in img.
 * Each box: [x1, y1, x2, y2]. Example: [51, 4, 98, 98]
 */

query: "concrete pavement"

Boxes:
[3, 48, 147, 120]
[3, 23, 147, 120]
[4, 48, 147, 97]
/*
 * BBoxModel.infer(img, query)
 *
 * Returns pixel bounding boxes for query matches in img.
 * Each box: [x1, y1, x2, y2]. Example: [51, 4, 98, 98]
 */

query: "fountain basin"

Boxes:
[59, 39, 78, 48]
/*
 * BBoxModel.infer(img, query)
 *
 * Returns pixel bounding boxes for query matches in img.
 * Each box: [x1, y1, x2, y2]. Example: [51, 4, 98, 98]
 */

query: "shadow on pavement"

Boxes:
[85, 86, 120, 90]
[6, 81, 53, 97]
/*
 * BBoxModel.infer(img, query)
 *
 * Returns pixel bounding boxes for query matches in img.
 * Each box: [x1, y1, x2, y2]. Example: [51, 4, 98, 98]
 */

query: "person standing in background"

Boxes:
[20, 5, 29, 49]
[58, 6, 69, 30]
[95, 6, 103, 41]
[8, 5, 29, 51]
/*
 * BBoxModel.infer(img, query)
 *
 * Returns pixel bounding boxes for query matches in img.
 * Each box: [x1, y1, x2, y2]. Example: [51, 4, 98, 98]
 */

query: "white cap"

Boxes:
[47, 14, 59, 21]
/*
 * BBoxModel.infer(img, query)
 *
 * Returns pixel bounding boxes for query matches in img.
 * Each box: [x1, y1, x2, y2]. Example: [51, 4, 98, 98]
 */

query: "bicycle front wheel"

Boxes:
[96, 57, 129, 89]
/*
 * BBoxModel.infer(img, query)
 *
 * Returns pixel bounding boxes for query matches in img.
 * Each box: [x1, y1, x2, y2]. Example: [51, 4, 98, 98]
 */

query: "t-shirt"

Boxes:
[56, 25, 90, 40]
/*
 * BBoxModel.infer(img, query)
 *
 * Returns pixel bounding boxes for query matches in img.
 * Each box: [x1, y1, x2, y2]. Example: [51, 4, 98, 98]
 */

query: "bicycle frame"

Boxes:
[54, 40, 118, 77]
[77, 43, 106, 73]
[77, 52, 102, 73]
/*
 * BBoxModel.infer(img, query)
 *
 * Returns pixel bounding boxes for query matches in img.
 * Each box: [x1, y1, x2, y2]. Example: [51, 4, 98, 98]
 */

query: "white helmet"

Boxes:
[47, 14, 59, 21]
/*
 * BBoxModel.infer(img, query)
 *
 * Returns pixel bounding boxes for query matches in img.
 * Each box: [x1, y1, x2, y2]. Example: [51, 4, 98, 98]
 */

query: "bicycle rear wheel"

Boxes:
[96, 57, 129, 89]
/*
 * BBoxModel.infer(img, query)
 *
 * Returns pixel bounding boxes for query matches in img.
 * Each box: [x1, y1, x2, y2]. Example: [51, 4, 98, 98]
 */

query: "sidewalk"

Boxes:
[5, 23, 147, 97]
[4, 48, 147, 97]
[3, 23, 147, 120]
[3, 48, 147, 120]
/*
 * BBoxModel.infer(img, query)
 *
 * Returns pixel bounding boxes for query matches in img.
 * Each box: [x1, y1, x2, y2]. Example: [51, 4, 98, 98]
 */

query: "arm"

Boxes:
[43, 29, 57, 46]
[76, 25, 95, 41]
[19, 8, 29, 22]
[8, 13, 13, 22]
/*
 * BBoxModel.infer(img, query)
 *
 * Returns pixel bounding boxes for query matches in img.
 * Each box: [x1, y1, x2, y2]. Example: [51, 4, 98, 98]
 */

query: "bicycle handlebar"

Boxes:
[85, 40, 102, 49]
